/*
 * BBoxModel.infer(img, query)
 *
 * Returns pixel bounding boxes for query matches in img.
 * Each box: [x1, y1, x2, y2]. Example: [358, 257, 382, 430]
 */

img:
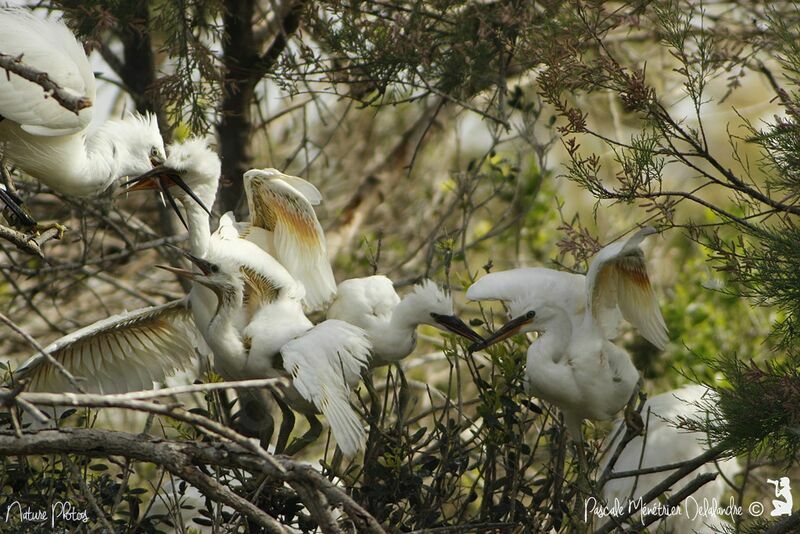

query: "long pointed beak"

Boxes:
[121, 165, 177, 193]
[430, 313, 485, 344]
[121, 166, 213, 224]
[165, 244, 215, 275]
[155, 264, 197, 279]
[469, 311, 535, 352]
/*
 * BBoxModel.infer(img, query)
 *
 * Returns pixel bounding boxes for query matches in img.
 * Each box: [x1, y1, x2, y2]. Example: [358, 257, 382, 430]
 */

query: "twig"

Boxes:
[595, 445, 727, 533]
[0, 428, 385, 533]
[0, 311, 86, 393]
[627, 473, 718, 532]
[0, 52, 91, 114]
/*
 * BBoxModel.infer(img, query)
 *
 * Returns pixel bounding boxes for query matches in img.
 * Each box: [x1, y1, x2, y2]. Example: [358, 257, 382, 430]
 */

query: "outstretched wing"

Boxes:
[280, 320, 371, 457]
[467, 267, 587, 327]
[586, 227, 668, 349]
[0, 9, 94, 135]
[12, 299, 199, 394]
[244, 169, 336, 312]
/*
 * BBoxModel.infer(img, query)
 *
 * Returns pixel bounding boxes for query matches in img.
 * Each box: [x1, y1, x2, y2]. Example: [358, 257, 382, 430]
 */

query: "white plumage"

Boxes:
[11, 298, 198, 394]
[469, 227, 669, 436]
[0, 9, 165, 197]
[177, 258, 372, 457]
[327, 276, 483, 365]
[600, 385, 739, 533]
[242, 168, 337, 312]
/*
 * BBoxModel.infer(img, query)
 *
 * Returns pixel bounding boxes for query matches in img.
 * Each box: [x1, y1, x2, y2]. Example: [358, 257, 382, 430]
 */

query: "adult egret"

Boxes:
[161, 252, 372, 457]
[469, 227, 669, 438]
[327, 275, 484, 367]
[600, 385, 739, 533]
[0, 9, 167, 225]
[10, 299, 197, 394]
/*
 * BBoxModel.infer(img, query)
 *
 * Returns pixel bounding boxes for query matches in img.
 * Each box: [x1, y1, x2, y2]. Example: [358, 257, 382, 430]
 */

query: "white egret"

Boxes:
[0, 9, 167, 225]
[326, 275, 483, 367]
[600, 385, 739, 533]
[10, 298, 197, 394]
[125, 139, 372, 454]
[161, 252, 371, 457]
[469, 227, 669, 438]
[126, 142, 334, 312]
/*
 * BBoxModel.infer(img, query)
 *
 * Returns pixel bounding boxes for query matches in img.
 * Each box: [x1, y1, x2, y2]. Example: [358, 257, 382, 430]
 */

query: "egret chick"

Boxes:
[470, 227, 668, 438]
[163, 253, 372, 457]
[327, 275, 483, 367]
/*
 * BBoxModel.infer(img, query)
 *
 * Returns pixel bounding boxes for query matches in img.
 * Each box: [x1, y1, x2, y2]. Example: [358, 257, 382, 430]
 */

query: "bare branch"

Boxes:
[0, 52, 91, 114]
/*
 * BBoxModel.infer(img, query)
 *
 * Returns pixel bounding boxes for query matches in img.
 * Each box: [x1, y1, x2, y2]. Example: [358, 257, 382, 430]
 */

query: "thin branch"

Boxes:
[0, 52, 91, 114]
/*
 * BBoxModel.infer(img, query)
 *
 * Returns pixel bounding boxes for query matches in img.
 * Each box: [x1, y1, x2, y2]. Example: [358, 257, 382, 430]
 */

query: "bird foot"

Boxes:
[35, 222, 67, 240]
[623, 403, 644, 436]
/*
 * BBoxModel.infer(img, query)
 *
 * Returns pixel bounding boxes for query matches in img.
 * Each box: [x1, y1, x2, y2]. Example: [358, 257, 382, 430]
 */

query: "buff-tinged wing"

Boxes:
[245, 173, 336, 312]
[280, 320, 371, 457]
[239, 265, 282, 322]
[12, 299, 199, 394]
[587, 227, 668, 349]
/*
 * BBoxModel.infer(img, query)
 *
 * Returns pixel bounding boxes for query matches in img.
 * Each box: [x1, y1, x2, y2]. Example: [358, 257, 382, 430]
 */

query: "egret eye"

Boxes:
[211, 264, 220, 273]
[526, 311, 536, 319]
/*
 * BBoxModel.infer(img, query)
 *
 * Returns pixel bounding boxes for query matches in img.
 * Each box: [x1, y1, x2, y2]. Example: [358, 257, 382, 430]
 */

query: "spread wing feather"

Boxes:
[280, 320, 371, 457]
[12, 299, 199, 394]
[245, 172, 336, 312]
[587, 227, 668, 349]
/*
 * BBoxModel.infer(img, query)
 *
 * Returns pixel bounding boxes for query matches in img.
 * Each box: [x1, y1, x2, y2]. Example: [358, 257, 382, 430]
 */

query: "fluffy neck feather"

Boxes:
[183, 201, 212, 258]
[529, 308, 573, 364]
[205, 283, 246, 376]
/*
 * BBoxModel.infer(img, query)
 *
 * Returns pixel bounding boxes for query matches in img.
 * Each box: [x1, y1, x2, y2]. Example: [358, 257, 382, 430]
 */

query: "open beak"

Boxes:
[121, 165, 212, 228]
[468, 311, 536, 352]
[166, 245, 216, 275]
[155, 263, 198, 280]
[430, 313, 485, 344]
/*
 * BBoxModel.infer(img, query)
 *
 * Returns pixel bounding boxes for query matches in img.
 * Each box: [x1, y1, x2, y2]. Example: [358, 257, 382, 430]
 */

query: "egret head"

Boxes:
[96, 112, 166, 177]
[123, 138, 219, 226]
[469, 296, 559, 352]
[156, 249, 242, 318]
[401, 280, 484, 343]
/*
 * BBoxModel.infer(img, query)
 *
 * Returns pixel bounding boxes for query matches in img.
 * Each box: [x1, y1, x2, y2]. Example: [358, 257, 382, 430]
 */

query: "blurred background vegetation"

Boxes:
[1, 0, 798, 532]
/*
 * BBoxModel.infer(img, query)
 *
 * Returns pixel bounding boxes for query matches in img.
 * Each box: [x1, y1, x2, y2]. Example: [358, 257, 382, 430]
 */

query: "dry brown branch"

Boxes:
[0, 52, 92, 114]
[0, 224, 60, 258]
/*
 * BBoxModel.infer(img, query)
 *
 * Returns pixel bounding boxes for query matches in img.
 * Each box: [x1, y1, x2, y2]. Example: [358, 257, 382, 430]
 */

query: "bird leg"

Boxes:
[232, 389, 275, 448]
[283, 413, 323, 456]
[623, 376, 645, 436]
[272, 394, 296, 455]
[32, 221, 67, 240]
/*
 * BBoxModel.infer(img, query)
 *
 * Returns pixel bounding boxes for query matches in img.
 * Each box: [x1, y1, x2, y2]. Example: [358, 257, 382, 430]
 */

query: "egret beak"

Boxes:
[164, 245, 216, 275]
[468, 311, 536, 352]
[155, 264, 198, 280]
[430, 313, 485, 344]
[121, 165, 212, 227]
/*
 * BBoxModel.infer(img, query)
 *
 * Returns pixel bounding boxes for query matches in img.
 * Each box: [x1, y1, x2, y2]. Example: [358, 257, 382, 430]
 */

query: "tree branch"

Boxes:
[0, 52, 91, 114]
[0, 428, 385, 533]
